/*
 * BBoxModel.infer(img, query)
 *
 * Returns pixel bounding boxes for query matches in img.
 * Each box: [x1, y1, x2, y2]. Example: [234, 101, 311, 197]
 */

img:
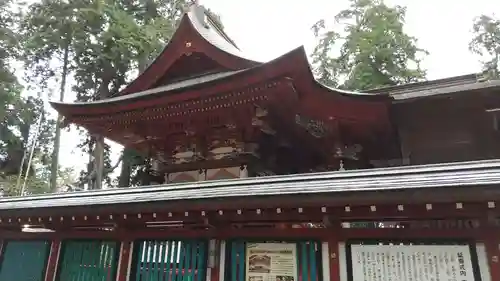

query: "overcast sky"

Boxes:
[58, 0, 499, 180]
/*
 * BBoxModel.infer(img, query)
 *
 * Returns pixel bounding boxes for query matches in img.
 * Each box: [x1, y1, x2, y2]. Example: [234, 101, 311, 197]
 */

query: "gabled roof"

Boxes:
[117, 4, 261, 96]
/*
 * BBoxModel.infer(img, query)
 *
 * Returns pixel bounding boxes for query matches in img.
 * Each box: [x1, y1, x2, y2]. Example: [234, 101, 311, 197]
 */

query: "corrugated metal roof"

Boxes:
[1, 160, 500, 210]
[366, 74, 500, 100]
[51, 70, 246, 106]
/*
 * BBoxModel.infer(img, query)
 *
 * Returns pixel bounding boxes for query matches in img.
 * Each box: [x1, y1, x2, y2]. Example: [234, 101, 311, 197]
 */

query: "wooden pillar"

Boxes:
[116, 240, 133, 281]
[218, 240, 226, 281]
[484, 237, 500, 281]
[44, 240, 61, 281]
[328, 239, 342, 281]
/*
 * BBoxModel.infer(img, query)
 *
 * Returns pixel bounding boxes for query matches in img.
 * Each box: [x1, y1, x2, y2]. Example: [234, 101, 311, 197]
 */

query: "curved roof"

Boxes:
[187, 7, 259, 63]
[117, 4, 261, 96]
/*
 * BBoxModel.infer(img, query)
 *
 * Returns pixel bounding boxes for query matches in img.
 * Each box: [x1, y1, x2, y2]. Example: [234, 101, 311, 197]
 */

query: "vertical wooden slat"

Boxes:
[157, 242, 165, 281]
[300, 242, 308, 281]
[309, 242, 317, 281]
[171, 242, 179, 281]
[238, 241, 245, 281]
[178, 242, 186, 281]
[197, 241, 206, 281]
[165, 241, 173, 281]
[184, 242, 191, 281]
[230, 241, 237, 281]
[147, 241, 155, 281]
[190, 241, 198, 281]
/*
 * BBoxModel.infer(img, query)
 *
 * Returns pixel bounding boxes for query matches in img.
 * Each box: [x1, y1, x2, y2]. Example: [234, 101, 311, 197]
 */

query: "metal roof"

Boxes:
[366, 74, 500, 100]
[51, 70, 246, 106]
[1, 160, 500, 211]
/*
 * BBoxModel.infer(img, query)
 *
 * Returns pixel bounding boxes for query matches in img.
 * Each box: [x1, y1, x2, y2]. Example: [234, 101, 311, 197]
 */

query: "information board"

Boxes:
[246, 243, 298, 281]
[350, 244, 477, 281]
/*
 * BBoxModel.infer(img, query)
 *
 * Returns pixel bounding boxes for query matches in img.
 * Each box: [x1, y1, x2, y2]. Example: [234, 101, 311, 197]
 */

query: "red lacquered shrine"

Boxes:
[0, 4, 499, 281]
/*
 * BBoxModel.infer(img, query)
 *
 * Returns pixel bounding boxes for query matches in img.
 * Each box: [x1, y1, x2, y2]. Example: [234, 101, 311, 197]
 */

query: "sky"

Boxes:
[57, 0, 499, 182]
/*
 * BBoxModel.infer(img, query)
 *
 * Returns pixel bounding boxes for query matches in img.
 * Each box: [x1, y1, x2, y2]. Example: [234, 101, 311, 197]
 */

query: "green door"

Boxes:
[132, 239, 207, 281]
[0, 240, 51, 281]
[226, 240, 322, 281]
[57, 240, 119, 281]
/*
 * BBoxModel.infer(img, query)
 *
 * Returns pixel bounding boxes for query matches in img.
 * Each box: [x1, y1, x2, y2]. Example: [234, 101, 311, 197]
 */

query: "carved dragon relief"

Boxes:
[294, 114, 329, 138]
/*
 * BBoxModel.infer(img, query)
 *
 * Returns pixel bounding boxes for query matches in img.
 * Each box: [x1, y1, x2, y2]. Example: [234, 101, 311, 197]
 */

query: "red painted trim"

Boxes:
[116, 240, 133, 281]
[329, 239, 339, 281]
[483, 233, 500, 281]
[44, 240, 61, 281]
[0, 239, 4, 261]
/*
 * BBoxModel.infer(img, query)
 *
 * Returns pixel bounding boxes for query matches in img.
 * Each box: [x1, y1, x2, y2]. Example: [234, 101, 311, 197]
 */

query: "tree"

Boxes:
[20, 0, 80, 190]
[311, 0, 428, 90]
[0, 0, 55, 196]
[470, 14, 500, 79]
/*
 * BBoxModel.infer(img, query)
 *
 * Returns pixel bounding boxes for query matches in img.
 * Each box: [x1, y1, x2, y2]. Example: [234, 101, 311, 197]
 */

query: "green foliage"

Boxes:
[4, 0, 225, 190]
[470, 14, 500, 79]
[311, 0, 428, 91]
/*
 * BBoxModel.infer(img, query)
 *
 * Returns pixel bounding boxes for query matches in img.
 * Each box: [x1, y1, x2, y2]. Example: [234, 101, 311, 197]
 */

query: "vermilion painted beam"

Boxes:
[44, 240, 61, 281]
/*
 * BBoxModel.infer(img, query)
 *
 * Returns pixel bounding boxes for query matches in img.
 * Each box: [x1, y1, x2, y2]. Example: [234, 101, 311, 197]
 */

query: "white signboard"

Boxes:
[246, 243, 298, 281]
[350, 244, 476, 281]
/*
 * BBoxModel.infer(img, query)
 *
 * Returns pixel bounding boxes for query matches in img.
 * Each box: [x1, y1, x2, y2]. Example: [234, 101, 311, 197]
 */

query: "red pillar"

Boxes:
[116, 240, 133, 281]
[44, 240, 61, 281]
[484, 237, 500, 281]
[328, 239, 340, 281]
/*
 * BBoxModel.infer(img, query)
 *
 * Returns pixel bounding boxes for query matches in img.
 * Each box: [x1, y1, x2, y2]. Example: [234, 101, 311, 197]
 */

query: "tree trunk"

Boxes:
[118, 148, 131, 187]
[92, 63, 114, 189]
[50, 38, 70, 191]
[118, 57, 149, 188]
[93, 135, 104, 189]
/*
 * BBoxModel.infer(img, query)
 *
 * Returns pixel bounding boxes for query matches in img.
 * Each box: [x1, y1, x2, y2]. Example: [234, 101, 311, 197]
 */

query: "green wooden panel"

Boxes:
[132, 239, 207, 281]
[226, 240, 322, 281]
[0, 240, 51, 281]
[57, 240, 118, 281]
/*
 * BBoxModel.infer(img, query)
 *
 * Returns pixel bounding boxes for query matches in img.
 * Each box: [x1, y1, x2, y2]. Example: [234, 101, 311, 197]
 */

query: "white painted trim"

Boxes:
[125, 241, 134, 281]
[206, 267, 212, 281]
[219, 241, 226, 281]
[208, 239, 217, 268]
[115, 242, 125, 281]
[338, 242, 347, 281]
[321, 242, 330, 281]
[476, 243, 491, 281]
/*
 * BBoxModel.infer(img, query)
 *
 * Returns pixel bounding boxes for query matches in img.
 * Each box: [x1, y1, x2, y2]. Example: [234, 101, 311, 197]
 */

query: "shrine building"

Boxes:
[1, 4, 500, 281]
